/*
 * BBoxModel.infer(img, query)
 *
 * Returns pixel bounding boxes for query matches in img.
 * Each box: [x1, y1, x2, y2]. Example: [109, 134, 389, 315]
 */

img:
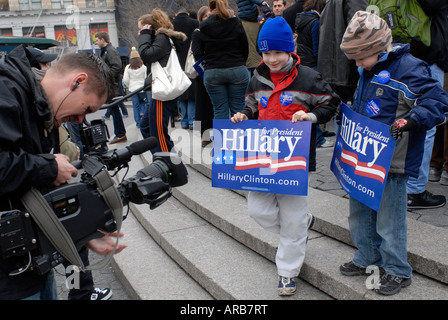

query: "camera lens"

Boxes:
[137, 160, 172, 184]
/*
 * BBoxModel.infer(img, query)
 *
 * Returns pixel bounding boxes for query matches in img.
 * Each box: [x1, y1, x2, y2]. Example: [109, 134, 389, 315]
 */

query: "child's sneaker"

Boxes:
[307, 212, 315, 230]
[278, 276, 296, 296]
[375, 274, 411, 296]
[340, 261, 366, 276]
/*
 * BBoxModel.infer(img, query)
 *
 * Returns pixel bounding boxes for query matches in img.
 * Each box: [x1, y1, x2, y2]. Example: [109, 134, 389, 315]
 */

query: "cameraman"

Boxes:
[0, 45, 125, 300]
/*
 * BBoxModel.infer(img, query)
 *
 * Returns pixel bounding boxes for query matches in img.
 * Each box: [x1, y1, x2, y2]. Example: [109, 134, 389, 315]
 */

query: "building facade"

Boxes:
[0, 0, 119, 52]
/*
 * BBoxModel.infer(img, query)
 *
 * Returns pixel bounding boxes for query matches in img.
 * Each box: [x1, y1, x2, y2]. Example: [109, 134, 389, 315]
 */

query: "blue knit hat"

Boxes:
[258, 17, 295, 53]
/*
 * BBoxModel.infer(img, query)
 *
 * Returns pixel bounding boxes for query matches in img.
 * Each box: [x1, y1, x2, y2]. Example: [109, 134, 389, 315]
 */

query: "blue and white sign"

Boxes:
[193, 57, 205, 78]
[330, 103, 396, 211]
[212, 119, 312, 195]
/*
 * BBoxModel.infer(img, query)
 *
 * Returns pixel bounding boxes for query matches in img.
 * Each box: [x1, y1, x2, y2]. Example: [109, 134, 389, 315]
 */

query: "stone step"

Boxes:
[112, 153, 331, 300]
[111, 125, 448, 299]
[166, 161, 448, 300]
[174, 134, 448, 286]
[111, 207, 213, 300]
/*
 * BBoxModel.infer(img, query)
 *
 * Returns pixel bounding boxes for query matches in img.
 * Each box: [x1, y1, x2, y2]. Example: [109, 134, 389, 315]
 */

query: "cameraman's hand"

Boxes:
[53, 153, 78, 186]
[231, 112, 248, 123]
[86, 231, 127, 255]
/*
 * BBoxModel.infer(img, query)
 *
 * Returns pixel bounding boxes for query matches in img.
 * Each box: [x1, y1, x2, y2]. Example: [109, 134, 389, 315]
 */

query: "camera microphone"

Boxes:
[113, 137, 157, 164]
[72, 137, 157, 170]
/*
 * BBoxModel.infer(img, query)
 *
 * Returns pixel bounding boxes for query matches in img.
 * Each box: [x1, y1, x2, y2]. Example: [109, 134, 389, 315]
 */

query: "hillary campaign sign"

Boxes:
[212, 119, 311, 195]
[330, 103, 396, 211]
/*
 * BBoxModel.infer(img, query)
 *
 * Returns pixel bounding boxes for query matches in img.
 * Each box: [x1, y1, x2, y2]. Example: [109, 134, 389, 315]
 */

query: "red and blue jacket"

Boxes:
[242, 53, 339, 123]
[240, 53, 340, 171]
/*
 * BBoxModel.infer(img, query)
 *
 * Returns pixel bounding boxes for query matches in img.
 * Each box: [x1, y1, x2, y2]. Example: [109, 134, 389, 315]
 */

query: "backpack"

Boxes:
[367, 0, 432, 46]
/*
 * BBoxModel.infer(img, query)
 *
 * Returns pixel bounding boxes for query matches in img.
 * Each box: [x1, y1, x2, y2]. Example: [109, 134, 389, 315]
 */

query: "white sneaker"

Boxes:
[307, 212, 315, 230]
[278, 276, 296, 296]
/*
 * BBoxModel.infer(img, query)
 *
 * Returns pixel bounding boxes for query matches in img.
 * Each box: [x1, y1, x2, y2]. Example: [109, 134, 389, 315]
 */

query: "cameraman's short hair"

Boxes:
[54, 52, 115, 102]
[96, 31, 110, 43]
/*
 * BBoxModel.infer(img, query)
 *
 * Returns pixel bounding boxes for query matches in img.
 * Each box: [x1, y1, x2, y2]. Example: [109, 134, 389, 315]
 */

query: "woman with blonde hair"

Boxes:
[137, 8, 187, 153]
[198, 0, 250, 120]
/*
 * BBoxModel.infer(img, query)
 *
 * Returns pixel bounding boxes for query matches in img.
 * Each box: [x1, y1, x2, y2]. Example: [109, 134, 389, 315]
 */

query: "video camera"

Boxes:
[0, 90, 188, 276]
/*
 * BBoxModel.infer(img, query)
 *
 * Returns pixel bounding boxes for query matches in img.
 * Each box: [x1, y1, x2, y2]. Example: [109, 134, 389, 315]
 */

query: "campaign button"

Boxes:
[279, 92, 293, 106]
[260, 96, 268, 108]
[377, 70, 390, 84]
[366, 99, 380, 116]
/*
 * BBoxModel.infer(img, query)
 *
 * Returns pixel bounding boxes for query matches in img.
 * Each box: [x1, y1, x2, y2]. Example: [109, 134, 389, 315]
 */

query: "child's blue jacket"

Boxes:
[351, 44, 448, 178]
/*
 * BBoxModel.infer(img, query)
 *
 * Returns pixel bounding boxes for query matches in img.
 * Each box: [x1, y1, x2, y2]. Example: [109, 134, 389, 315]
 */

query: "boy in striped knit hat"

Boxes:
[339, 10, 448, 296]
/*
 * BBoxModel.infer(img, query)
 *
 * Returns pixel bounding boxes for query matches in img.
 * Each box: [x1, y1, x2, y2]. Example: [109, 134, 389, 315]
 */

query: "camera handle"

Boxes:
[21, 169, 123, 273]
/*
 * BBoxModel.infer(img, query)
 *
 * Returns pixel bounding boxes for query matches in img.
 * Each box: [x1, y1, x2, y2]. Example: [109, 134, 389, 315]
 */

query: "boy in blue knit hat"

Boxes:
[232, 17, 340, 296]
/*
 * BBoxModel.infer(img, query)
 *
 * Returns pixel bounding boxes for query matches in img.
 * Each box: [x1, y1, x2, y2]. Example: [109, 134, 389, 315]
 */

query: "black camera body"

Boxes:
[0, 120, 188, 275]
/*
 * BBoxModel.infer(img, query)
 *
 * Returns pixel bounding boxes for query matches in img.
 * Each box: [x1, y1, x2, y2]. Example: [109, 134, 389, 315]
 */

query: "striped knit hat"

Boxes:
[340, 10, 392, 60]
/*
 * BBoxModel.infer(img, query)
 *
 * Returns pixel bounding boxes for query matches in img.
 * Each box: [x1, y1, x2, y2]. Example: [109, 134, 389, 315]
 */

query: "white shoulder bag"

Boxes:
[184, 41, 198, 79]
[151, 38, 192, 101]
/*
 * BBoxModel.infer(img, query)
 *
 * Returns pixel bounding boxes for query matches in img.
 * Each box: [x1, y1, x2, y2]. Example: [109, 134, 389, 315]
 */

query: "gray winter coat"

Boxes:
[317, 0, 367, 87]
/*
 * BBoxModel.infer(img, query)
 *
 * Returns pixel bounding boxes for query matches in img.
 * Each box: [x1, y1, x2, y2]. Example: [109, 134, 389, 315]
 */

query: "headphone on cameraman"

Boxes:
[72, 81, 79, 91]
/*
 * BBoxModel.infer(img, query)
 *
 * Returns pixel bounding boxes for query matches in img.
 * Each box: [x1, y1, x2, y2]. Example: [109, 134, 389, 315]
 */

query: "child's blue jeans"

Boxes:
[348, 173, 412, 278]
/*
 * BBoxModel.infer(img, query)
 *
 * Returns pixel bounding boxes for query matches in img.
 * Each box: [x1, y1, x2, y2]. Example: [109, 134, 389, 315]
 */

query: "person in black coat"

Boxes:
[172, 8, 199, 130]
[191, 6, 214, 147]
[282, 0, 305, 31]
[138, 9, 187, 154]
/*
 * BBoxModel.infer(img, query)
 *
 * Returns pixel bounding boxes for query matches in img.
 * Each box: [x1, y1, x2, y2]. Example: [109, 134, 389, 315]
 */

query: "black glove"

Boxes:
[334, 105, 342, 126]
[390, 118, 418, 139]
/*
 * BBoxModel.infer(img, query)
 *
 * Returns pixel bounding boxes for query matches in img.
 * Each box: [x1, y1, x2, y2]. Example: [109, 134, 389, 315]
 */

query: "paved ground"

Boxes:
[55, 105, 447, 300]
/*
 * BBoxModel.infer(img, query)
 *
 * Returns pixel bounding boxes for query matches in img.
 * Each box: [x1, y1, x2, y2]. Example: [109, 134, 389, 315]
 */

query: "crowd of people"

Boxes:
[0, 0, 447, 300]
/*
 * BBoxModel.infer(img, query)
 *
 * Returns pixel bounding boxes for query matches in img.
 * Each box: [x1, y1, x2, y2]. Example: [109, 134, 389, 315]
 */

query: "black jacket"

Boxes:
[410, 0, 448, 72]
[138, 27, 187, 91]
[0, 45, 59, 300]
[282, 0, 305, 31]
[172, 12, 199, 68]
[100, 42, 122, 80]
[317, 0, 368, 88]
[295, 11, 320, 68]
[199, 14, 249, 70]
[172, 12, 199, 101]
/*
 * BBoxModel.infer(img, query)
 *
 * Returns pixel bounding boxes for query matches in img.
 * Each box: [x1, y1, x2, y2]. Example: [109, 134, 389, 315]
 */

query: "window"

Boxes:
[0, 0, 9, 11]
[19, 0, 42, 10]
[23, 26, 46, 38]
[49, 0, 73, 9]
[51, 0, 62, 9]
[0, 28, 13, 36]
[31, 0, 42, 10]
[86, 0, 107, 8]
[19, 0, 30, 10]
[89, 23, 108, 44]
[55, 25, 77, 46]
